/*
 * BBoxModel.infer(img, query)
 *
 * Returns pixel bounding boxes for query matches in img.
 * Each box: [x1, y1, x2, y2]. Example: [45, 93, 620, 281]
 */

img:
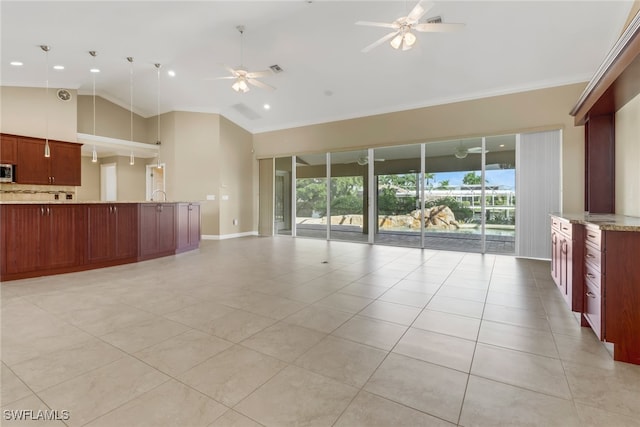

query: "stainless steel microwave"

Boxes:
[0, 164, 15, 182]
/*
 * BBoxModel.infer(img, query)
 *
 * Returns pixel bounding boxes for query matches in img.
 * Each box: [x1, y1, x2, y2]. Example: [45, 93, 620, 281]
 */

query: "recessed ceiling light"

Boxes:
[53, 65, 64, 70]
[10, 61, 23, 66]
[90, 68, 100, 73]
[167, 70, 176, 77]
[263, 104, 271, 110]
[499, 144, 505, 147]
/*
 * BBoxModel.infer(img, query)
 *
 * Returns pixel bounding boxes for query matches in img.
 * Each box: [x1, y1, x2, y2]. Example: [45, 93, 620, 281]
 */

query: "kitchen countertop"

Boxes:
[551, 212, 640, 232]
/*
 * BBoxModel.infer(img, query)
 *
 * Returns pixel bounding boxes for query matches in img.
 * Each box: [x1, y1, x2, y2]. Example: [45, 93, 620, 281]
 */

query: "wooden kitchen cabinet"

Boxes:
[0, 134, 17, 164]
[87, 203, 138, 264]
[139, 203, 176, 259]
[15, 136, 81, 186]
[550, 216, 583, 312]
[176, 203, 201, 253]
[1, 204, 84, 277]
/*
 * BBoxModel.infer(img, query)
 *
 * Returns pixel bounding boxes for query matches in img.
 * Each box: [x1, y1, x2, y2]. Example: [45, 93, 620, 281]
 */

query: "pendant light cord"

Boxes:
[129, 58, 134, 142]
[45, 48, 49, 145]
[156, 64, 161, 143]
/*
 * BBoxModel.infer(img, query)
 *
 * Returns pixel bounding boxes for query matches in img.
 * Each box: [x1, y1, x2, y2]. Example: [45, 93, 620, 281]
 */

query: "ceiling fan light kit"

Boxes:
[357, 0, 464, 53]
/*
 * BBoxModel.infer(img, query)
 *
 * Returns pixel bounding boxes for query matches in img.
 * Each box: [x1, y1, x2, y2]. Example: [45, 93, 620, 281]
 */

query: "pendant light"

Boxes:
[128, 57, 135, 165]
[40, 45, 51, 157]
[155, 63, 163, 169]
[89, 51, 99, 163]
[232, 26, 250, 93]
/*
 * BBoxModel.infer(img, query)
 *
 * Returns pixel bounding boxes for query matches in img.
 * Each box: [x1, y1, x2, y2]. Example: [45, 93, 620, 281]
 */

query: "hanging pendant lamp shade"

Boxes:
[90, 51, 99, 163]
[41, 45, 51, 157]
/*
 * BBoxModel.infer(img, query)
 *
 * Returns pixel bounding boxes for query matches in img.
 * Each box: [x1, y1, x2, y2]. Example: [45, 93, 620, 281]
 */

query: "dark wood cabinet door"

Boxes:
[50, 141, 81, 186]
[158, 204, 176, 253]
[176, 203, 191, 250]
[43, 205, 82, 269]
[188, 204, 200, 246]
[87, 204, 113, 263]
[551, 228, 560, 286]
[2, 205, 41, 274]
[1, 134, 18, 164]
[139, 204, 160, 257]
[16, 137, 50, 184]
[114, 204, 138, 259]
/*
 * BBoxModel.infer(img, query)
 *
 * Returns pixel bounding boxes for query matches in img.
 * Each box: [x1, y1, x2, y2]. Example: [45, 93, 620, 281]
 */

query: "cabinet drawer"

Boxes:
[584, 281, 602, 340]
[584, 261, 601, 290]
[551, 217, 561, 230]
[585, 226, 602, 250]
[584, 243, 603, 272]
[559, 220, 572, 236]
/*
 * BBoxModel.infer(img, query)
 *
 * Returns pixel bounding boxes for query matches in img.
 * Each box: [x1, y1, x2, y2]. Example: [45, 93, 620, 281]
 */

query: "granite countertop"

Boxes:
[551, 212, 640, 232]
[0, 200, 200, 205]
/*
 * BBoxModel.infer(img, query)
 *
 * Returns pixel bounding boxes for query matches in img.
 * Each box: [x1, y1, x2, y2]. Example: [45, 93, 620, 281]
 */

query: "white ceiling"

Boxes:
[1, 1, 633, 134]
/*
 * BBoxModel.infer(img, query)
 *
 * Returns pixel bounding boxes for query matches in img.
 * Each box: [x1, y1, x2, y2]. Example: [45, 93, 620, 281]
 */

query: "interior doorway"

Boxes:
[100, 163, 117, 201]
[146, 163, 166, 200]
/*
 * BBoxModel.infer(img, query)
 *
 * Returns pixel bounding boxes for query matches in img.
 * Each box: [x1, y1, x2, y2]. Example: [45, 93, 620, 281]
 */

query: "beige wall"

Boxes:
[258, 158, 274, 236]
[1, 86, 77, 142]
[170, 111, 220, 236]
[100, 155, 147, 201]
[615, 93, 640, 217]
[77, 95, 149, 142]
[254, 83, 587, 213]
[220, 117, 255, 235]
[77, 157, 101, 201]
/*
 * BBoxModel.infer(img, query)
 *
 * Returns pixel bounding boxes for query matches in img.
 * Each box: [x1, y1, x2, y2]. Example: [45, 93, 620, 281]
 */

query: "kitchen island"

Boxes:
[0, 201, 200, 282]
[550, 213, 640, 365]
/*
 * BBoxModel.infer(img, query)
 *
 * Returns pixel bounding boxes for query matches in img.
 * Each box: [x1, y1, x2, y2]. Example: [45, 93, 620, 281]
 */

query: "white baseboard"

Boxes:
[201, 231, 259, 241]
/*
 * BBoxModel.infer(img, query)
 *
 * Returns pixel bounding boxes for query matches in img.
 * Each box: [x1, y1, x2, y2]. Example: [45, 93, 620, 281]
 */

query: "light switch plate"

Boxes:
[206, 195, 216, 200]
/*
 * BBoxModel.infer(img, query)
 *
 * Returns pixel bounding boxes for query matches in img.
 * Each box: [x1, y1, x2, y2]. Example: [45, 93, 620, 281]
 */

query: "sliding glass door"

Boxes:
[373, 144, 422, 248]
[275, 134, 517, 254]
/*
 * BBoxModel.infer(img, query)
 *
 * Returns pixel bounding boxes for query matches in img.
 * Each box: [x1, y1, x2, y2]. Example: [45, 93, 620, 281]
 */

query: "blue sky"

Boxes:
[431, 169, 515, 189]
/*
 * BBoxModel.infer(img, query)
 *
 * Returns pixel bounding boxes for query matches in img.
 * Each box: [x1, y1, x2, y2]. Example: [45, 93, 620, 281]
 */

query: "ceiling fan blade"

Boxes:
[414, 22, 465, 32]
[355, 21, 398, 29]
[247, 78, 275, 91]
[407, 1, 430, 22]
[204, 76, 236, 81]
[246, 70, 272, 78]
[221, 64, 238, 76]
[361, 30, 399, 53]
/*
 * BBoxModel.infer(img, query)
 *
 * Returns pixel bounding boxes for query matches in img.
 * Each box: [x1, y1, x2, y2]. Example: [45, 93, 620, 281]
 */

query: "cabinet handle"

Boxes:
[552, 233, 557, 243]
[586, 273, 596, 279]
[52, 176, 55, 184]
[47, 207, 50, 215]
[40, 206, 45, 215]
[588, 234, 596, 238]
[113, 206, 117, 213]
[586, 253, 595, 258]
[586, 291, 597, 298]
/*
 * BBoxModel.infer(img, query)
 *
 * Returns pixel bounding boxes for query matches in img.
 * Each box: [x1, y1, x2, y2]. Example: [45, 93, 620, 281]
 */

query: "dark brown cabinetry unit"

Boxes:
[87, 204, 138, 265]
[15, 136, 81, 186]
[0, 134, 18, 164]
[585, 226, 640, 364]
[1, 204, 84, 278]
[584, 115, 615, 213]
[139, 203, 176, 259]
[176, 203, 201, 253]
[550, 216, 583, 312]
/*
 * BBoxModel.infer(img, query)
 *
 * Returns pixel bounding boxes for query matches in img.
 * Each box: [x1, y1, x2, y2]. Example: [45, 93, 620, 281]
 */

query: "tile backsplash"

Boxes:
[0, 183, 76, 201]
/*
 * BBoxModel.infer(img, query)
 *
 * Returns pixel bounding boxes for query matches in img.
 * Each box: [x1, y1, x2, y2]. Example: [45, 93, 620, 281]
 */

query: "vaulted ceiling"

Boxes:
[1, 1, 633, 133]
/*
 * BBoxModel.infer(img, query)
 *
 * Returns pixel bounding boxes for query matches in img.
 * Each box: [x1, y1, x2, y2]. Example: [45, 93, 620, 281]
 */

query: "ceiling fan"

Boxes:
[211, 26, 275, 93]
[356, 0, 465, 53]
[357, 156, 385, 165]
[454, 143, 488, 159]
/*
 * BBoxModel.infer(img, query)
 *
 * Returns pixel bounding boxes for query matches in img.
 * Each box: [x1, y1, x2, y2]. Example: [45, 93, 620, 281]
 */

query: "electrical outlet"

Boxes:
[233, 219, 238, 226]
[206, 195, 216, 201]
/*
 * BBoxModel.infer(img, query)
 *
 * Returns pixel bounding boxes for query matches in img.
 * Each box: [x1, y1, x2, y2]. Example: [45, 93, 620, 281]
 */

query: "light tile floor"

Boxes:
[2, 237, 640, 426]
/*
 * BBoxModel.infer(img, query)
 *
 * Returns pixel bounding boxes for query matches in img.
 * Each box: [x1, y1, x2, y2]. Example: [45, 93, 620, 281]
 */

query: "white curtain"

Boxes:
[516, 130, 562, 259]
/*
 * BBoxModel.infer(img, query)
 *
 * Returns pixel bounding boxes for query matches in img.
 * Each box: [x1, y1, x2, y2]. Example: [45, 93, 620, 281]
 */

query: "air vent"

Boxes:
[231, 103, 261, 120]
[426, 16, 442, 24]
[269, 64, 284, 73]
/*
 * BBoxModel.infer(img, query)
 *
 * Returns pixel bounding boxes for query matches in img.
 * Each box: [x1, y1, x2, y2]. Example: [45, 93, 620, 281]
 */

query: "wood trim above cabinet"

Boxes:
[570, 10, 640, 125]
